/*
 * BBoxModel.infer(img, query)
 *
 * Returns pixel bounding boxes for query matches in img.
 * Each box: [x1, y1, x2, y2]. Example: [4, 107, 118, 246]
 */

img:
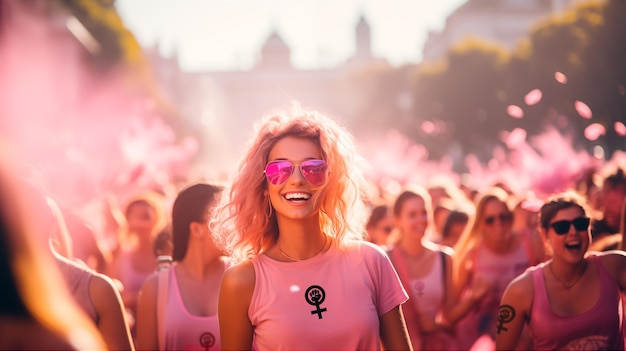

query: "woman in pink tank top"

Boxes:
[453, 187, 543, 350]
[211, 106, 412, 351]
[496, 191, 626, 350]
[387, 187, 490, 350]
[136, 182, 228, 351]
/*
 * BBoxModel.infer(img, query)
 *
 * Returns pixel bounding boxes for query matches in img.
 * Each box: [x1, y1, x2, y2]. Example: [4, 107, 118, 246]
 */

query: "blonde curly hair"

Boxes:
[210, 104, 368, 263]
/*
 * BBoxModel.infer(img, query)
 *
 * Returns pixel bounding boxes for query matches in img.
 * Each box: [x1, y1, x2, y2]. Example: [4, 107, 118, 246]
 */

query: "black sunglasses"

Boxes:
[549, 217, 590, 235]
[484, 213, 512, 226]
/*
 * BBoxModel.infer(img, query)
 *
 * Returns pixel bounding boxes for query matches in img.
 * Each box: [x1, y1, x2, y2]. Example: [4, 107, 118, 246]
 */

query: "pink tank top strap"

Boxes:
[156, 268, 171, 351]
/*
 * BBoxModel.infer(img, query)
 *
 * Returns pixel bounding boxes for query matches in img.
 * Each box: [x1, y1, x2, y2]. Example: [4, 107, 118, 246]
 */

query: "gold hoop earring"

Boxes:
[265, 196, 273, 219]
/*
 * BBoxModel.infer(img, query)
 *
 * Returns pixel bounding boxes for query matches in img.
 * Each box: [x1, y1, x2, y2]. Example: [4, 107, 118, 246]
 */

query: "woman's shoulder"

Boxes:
[221, 259, 256, 291]
[502, 267, 536, 301]
[591, 250, 626, 274]
[343, 239, 387, 254]
[339, 240, 398, 265]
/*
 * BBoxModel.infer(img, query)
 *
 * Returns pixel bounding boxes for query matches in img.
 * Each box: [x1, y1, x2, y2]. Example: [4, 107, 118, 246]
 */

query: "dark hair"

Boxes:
[441, 210, 469, 239]
[539, 190, 589, 230]
[603, 168, 626, 189]
[171, 183, 223, 261]
[393, 187, 432, 218]
[153, 227, 172, 257]
[366, 204, 389, 229]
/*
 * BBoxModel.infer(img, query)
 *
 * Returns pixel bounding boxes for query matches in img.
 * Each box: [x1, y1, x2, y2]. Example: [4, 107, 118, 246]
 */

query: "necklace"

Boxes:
[548, 261, 587, 290]
[276, 236, 328, 262]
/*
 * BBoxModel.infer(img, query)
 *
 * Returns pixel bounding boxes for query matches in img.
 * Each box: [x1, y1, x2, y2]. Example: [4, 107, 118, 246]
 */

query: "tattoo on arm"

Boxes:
[496, 304, 516, 334]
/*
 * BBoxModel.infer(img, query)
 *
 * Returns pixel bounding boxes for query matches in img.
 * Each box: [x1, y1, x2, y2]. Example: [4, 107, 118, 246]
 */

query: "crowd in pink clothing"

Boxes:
[2, 108, 626, 350]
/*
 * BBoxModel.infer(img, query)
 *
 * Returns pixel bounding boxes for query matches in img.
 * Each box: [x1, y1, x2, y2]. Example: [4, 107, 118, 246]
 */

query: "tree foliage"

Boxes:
[361, 0, 624, 168]
[59, 0, 144, 71]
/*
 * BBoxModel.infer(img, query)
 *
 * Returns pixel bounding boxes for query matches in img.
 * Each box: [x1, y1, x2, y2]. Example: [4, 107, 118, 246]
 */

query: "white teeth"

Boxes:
[285, 192, 311, 200]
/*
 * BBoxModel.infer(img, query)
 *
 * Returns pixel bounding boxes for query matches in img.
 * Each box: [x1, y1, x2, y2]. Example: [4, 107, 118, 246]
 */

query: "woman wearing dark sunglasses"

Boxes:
[211, 106, 412, 351]
[496, 191, 626, 350]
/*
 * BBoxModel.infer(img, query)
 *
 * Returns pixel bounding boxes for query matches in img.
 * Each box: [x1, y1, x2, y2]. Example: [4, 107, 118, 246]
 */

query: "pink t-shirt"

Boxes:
[528, 255, 624, 350]
[249, 240, 408, 351]
[161, 267, 220, 351]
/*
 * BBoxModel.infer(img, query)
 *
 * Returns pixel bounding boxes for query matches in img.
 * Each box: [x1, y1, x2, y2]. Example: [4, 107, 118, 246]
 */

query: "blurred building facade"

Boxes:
[422, 0, 582, 62]
[145, 15, 384, 176]
[145, 1, 585, 176]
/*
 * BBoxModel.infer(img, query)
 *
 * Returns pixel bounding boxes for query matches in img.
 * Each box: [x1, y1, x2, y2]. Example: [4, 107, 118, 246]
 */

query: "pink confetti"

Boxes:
[575, 100, 592, 119]
[421, 121, 436, 135]
[507, 105, 524, 119]
[584, 123, 606, 141]
[555, 72, 568, 84]
[524, 89, 542, 106]
[615, 121, 626, 136]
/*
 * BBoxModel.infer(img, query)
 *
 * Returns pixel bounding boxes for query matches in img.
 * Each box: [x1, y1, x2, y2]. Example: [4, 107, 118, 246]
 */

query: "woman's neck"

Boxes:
[178, 255, 224, 280]
[399, 237, 425, 256]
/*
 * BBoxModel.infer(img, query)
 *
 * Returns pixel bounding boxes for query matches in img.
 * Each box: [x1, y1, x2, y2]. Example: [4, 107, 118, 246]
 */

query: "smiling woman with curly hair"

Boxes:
[211, 104, 412, 351]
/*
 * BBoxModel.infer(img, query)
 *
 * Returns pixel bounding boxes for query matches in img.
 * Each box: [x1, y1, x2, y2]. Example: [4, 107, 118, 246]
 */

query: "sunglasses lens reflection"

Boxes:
[300, 160, 328, 186]
[265, 161, 293, 185]
[265, 160, 327, 186]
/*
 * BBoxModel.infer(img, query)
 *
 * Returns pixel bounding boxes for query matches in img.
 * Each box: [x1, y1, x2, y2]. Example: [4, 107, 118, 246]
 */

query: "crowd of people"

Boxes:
[2, 106, 626, 351]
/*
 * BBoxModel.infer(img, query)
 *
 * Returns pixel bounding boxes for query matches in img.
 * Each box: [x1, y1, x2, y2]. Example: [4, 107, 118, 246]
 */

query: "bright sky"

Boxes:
[115, 0, 468, 72]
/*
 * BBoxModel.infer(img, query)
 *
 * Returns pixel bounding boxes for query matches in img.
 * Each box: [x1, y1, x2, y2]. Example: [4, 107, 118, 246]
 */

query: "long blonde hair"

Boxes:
[211, 105, 368, 262]
[453, 187, 511, 280]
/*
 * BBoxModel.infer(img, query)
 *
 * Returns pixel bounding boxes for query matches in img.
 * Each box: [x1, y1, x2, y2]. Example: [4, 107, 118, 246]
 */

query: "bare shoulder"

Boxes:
[595, 249, 626, 263]
[139, 270, 160, 293]
[221, 260, 256, 293]
[89, 272, 119, 297]
[502, 268, 534, 305]
[89, 271, 129, 311]
[595, 250, 626, 278]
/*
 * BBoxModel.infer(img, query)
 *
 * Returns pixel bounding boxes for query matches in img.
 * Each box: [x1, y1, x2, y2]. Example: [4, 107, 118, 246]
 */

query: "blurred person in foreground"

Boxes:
[212, 105, 412, 350]
[0, 153, 105, 350]
[496, 191, 626, 350]
[18, 179, 135, 351]
[136, 182, 228, 351]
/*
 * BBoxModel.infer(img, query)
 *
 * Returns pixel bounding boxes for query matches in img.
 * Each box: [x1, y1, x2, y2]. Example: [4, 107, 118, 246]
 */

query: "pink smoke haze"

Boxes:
[2, 1, 624, 224]
[465, 126, 599, 197]
[575, 100, 593, 119]
[524, 89, 543, 106]
[0, 2, 197, 210]
[358, 130, 458, 198]
[507, 105, 524, 119]
[555, 71, 568, 84]
[358, 124, 609, 202]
